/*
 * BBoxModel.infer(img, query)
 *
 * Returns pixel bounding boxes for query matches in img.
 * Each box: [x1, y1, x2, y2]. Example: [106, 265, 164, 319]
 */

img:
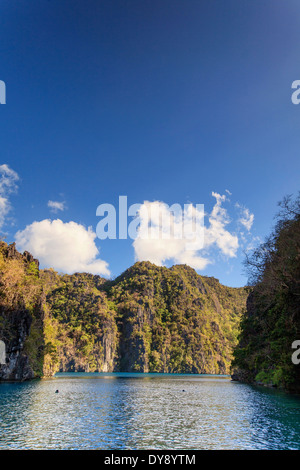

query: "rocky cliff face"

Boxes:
[108, 262, 247, 374]
[41, 271, 119, 376]
[0, 242, 247, 380]
[0, 242, 43, 381]
[0, 308, 33, 381]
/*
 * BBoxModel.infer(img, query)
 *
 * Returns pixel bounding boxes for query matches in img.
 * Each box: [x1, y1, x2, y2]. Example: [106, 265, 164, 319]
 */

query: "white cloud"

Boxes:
[133, 201, 209, 269]
[0, 164, 19, 194]
[47, 200, 67, 213]
[236, 203, 254, 231]
[15, 219, 110, 276]
[0, 196, 11, 229]
[133, 192, 240, 270]
[0, 164, 19, 229]
[204, 192, 239, 257]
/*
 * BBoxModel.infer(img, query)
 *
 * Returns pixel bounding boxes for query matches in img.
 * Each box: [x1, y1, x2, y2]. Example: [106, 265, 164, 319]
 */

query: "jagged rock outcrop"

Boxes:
[6, 242, 39, 268]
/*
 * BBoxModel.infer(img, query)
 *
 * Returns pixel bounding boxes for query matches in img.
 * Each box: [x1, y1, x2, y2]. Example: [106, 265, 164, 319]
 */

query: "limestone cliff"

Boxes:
[0, 242, 247, 380]
[41, 270, 119, 375]
[0, 242, 44, 381]
[108, 262, 246, 374]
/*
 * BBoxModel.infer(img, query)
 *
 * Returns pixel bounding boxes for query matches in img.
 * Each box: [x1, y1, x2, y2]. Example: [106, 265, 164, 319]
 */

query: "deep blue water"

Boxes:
[1, 373, 300, 449]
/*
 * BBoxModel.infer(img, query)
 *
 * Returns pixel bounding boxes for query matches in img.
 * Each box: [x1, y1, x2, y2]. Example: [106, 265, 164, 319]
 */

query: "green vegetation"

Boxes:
[232, 194, 300, 391]
[0, 241, 247, 379]
[0, 242, 44, 379]
[108, 262, 246, 374]
[41, 270, 118, 375]
[2, 194, 299, 386]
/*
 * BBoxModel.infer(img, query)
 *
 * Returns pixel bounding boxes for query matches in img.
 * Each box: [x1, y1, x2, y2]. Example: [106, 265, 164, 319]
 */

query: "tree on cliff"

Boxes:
[232, 192, 300, 390]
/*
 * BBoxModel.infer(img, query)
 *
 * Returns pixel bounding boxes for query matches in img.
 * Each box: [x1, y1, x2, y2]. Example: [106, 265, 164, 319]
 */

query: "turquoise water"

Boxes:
[1, 373, 300, 449]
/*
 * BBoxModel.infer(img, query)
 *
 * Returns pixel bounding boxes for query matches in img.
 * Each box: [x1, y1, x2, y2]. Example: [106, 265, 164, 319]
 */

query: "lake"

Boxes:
[0, 373, 300, 450]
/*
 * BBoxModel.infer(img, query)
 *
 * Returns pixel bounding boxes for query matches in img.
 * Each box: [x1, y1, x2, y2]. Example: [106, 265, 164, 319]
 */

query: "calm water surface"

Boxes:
[1, 373, 300, 450]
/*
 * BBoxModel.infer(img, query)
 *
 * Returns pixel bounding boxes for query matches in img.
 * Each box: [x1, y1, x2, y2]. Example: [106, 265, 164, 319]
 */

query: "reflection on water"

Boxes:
[1, 373, 300, 449]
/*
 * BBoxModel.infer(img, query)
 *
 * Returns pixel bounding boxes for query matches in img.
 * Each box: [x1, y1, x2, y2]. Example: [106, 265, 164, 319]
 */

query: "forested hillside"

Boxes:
[107, 262, 246, 374]
[232, 194, 300, 391]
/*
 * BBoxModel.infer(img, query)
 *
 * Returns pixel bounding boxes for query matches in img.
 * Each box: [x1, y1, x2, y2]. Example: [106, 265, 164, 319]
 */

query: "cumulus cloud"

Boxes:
[133, 192, 240, 270]
[48, 200, 67, 213]
[15, 219, 110, 276]
[0, 164, 19, 229]
[133, 200, 209, 270]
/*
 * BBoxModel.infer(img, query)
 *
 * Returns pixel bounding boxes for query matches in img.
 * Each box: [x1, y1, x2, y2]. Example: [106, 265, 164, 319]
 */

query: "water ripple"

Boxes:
[0, 373, 300, 449]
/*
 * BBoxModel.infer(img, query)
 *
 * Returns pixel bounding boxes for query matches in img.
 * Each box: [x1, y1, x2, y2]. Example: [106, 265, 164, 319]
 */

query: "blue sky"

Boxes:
[0, 0, 300, 286]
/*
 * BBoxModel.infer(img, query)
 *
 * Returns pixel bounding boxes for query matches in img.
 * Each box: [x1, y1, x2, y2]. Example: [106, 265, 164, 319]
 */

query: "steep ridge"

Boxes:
[106, 262, 246, 374]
